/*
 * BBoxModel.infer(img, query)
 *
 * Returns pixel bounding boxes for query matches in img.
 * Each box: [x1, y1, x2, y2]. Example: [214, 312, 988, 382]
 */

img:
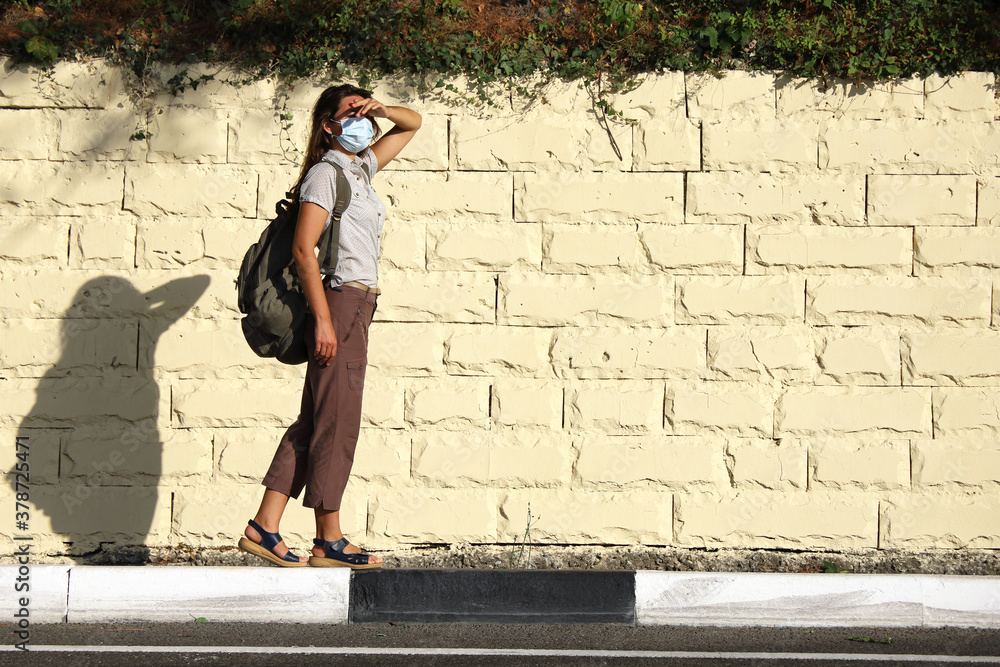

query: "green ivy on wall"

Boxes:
[2, 0, 998, 94]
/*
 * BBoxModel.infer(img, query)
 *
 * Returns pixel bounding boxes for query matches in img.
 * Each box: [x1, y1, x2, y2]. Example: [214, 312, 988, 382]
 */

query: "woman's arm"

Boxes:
[348, 98, 422, 170]
[292, 202, 337, 366]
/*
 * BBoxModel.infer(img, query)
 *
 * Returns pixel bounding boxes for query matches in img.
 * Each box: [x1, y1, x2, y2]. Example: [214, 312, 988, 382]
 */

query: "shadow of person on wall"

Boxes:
[13, 274, 209, 563]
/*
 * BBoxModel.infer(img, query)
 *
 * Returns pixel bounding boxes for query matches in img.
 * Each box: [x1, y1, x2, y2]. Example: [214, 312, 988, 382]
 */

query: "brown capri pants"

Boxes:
[262, 283, 377, 511]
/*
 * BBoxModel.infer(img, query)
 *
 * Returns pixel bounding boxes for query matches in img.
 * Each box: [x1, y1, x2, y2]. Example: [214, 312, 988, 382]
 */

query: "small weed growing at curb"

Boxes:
[822, 560, 850, 573]
[846, 636, 893, 645]
[505, 502, 539, 570]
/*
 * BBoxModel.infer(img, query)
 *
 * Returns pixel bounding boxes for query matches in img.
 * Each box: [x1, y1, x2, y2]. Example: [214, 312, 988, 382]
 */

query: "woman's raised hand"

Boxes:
[350, 97, 387, 118]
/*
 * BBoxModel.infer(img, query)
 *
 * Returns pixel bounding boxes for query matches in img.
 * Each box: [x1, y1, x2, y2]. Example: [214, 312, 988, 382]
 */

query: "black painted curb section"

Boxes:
[349, 569, 636, 624]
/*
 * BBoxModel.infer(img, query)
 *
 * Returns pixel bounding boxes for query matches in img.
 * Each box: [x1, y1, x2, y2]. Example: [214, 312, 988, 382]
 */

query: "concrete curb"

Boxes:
[350, 569, 635, 624]
[636, 571, 1000, 628]
[67, 566, 350, 623]
[4, 566, 1000, 627]
[2, 566, 350, 624]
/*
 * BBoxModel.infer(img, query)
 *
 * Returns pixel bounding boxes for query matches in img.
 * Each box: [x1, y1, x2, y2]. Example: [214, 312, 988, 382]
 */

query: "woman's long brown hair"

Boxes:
[288, 83, 383, 201]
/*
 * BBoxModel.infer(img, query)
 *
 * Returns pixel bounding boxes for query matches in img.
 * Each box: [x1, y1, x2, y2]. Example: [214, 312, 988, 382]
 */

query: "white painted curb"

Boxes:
[635, 571, 1000, 628]
[66, 566, 350, 623]
[8, 566, 1000, 627]
[1, 565, 70, 623]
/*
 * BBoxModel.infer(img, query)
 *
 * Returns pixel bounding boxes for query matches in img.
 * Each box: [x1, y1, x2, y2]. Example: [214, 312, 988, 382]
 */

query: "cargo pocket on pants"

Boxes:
[346, 360, 366, 391]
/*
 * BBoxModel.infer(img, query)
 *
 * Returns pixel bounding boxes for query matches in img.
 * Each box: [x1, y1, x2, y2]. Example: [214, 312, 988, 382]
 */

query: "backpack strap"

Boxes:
[315, 158, 351, 276]
[313, 155, 374, 277]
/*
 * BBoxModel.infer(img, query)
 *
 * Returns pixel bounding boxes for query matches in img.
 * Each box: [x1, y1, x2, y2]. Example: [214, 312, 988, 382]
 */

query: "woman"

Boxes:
[239, 84, 421, 568]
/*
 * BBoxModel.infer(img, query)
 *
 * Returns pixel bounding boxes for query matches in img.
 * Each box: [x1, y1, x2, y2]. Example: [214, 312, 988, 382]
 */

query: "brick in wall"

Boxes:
[687, 172, 864, 225]
[411, 431, 490, 487]
[58, 108, 141, 161]
[445, 326, 552, 377]
[380, 114, 449, 171]
[361, 376, 405, 429]
[820, 120, 988, 174]
[677, 276, 805, 324]
[707, 325, 815, 383]
[2, 376, 161, 428]
[869, 175, 976, 226]
[669, 382, 775, 438]
[381, 172, 512, 220]
[633, 117, 700, 171]
[216, 427, 287, 483]
[881, 493, 1000, 548]
[933, 387, 1000, 437]
[776, 387, 931, 437]
[641, 224, 743, 275]
[702, 119, 818, 172]
[499, 488, 672, 544]
[575, 435, 728, 488]
[551, 326, 707, 380]
[427, 222, 542, 271]
[368, 322, 446, 376]
[0, 216, 68, 264]
[726, 438, 807, 490]
[405, 377, 491, 429]
[370, 488, 498, 544]
[25, 485, 171, 555]
[776, 77, 924, 118]
[0, 108, 55, 159]
[977, 177, 1000, 225]
[500, 273, 672, 327]
[747, 224, 912, 274]
[543, 223, 641, 273]
[806, 276, 990, 326]
[676, 490, 878, 549]
[567, 381, 664, 433]
[924, 73, 996, 122]
[125, 164, 257, 218]
[376, 270, 496, 324]
[492, 379, 563, 429]
[515, 173, 683, 223]
[0, 161, 124, 215]
[612, 72, 687, 120]
[911, 435, 1000, 486]
[903, 330, 1000, 386]
[687, 71, 776, 119]
[171, 379, 301, 428]
[0, 58, 118, 108]
[815, 326, 901, 386]
[70, 218, 135, 269]
[915, 227, 1000, 276]
[809, 438, 910, 489]
[0, 317, 138, 378]
[0, 427, 60, 484]
[60, 422, 213, 483]
[452, 111, 631, 171]
[489, 430, 574, 488]
[351, 430, 412, 486]
[150, 63, 275, 109]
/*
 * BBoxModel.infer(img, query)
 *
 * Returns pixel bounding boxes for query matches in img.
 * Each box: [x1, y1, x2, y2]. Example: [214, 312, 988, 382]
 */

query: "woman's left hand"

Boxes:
[349, 97, 387, 118]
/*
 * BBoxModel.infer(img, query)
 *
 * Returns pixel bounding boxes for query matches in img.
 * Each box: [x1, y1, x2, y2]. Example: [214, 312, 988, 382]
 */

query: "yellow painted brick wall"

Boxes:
[2, 59, 999, 558]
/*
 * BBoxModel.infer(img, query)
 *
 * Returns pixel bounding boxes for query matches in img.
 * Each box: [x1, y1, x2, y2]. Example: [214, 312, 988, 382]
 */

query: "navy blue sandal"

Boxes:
[237, 519, 307, 567]
[309, 537, 381, 569]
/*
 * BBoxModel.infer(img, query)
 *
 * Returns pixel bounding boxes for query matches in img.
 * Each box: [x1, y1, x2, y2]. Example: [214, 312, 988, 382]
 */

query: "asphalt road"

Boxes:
[2, 622, 999, 666]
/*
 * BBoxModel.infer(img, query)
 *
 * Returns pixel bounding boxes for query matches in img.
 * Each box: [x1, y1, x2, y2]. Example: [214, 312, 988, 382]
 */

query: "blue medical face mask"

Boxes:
[335, 116, 374, 153]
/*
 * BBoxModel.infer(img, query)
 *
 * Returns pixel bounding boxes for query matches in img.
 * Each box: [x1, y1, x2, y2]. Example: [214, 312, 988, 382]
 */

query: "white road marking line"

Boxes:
[7, 646, 1000, 662]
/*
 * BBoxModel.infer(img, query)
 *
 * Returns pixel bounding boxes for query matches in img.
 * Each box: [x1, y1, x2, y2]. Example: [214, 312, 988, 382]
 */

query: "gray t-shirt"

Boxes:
[299, 148, 386, 289]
